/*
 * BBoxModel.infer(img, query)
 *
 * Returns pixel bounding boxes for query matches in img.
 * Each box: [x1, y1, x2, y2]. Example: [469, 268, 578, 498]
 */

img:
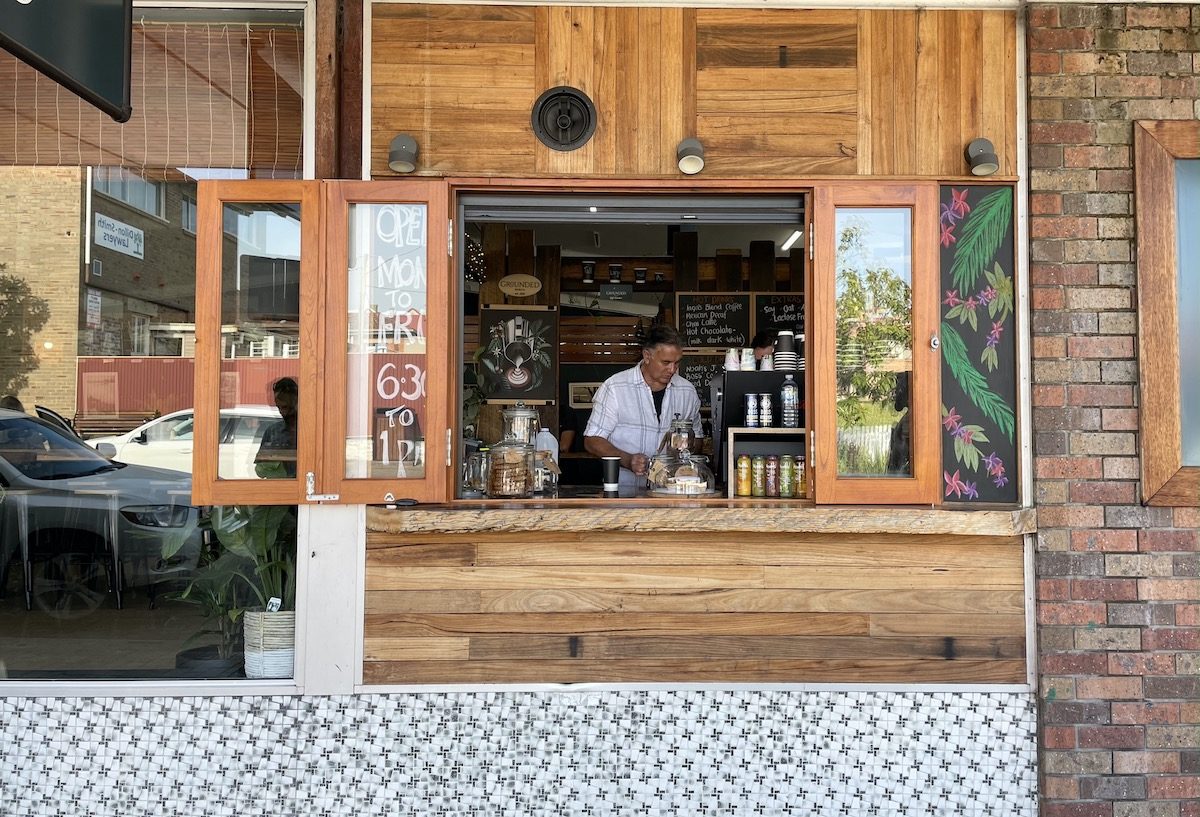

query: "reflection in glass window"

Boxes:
[181, 194, 197, 234]
[1178, 160, 1200, 466]
[834, 208, 914, 478]
[94, 167, 163, 217]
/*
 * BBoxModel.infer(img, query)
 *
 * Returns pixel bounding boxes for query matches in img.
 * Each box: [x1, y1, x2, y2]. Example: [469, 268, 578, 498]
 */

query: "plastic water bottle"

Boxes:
[780, 374, 800, 428]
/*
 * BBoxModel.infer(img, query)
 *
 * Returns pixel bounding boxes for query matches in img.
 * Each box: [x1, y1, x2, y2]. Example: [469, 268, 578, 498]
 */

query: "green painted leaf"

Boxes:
[950, 189, 1012, 292]
[941, 322, 1015, 442]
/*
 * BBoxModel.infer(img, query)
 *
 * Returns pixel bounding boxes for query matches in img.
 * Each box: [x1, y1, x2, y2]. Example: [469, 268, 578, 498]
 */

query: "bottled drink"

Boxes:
[765, 455, 780, 497]
[779, 455, 795, 498]
[735, 454, 752, 496]
[751, 456, 766, 497]
[780, 374, 800, 428]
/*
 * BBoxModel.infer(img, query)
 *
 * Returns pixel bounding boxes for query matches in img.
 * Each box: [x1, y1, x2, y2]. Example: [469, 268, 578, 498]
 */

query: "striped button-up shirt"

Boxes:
[583, 363, 703, 487]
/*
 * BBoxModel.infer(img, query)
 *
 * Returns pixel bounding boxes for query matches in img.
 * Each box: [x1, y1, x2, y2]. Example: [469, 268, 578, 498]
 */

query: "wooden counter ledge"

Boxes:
[367, 503, 1036, 537]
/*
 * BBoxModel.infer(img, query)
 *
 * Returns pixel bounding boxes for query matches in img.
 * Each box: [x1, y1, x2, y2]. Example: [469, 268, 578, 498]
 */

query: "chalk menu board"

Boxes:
[677, 292, 751, 349]
[754, 293, 805, 336]
[679, 355, 725, 407]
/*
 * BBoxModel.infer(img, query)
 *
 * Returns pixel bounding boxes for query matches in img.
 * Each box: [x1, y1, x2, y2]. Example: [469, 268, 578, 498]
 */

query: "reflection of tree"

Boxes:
[835, 222, 911, 425]
[0, 264, 50, 395]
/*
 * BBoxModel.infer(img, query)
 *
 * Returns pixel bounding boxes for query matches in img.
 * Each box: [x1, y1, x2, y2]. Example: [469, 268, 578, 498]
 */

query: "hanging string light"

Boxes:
[464, 235, 485, 283]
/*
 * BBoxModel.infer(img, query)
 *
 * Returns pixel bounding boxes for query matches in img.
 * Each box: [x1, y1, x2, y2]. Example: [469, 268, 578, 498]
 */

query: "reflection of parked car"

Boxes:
[0, 409, 206, 614]
[88, 406, 281, 479]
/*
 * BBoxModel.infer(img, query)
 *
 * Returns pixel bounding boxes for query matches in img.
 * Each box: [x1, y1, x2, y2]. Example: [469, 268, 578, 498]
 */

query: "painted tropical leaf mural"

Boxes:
[939, 186, 1017, 503]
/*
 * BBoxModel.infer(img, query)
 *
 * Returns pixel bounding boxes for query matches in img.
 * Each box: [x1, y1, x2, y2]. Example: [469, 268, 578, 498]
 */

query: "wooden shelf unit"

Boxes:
[725, 426, 808, 499]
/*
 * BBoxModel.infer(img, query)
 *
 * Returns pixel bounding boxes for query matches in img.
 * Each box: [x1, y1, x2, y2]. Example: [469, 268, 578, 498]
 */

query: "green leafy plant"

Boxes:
[949, 188, 1012, 292]
[940, 322, 1015, 442]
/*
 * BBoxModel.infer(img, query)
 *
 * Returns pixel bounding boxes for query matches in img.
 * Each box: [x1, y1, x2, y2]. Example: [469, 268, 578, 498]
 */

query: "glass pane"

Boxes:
[345, 203, 429, 479]
[218, 203, 302, 481]
[1177, 160, 1200, 467]
[834, 207, 913, 478]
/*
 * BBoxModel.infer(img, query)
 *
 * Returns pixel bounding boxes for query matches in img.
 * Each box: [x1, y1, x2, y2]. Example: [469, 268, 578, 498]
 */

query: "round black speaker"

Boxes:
[531, 86, 597, 152]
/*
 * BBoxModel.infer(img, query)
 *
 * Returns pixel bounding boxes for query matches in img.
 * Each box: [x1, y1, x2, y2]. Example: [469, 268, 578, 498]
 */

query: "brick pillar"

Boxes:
[1029, 4, 1200, 815]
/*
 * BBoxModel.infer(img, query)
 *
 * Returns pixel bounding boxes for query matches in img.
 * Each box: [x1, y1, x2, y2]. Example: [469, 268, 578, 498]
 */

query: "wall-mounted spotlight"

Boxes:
[388, 134, 419, 173]
[676, 138, 705, 175]
[964, 137, 999, 176]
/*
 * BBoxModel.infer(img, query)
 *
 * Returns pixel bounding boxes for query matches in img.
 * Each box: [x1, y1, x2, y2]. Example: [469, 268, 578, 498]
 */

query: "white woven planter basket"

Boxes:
[243, 610, 295, 679]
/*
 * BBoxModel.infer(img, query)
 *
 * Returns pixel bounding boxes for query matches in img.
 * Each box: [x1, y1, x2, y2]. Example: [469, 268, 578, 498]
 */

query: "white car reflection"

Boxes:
[0, 409, 206, 615]
[88, 406, 282, 479]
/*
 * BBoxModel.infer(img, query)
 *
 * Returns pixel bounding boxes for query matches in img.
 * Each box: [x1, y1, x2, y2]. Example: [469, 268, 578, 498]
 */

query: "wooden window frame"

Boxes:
[1134, 121, 1200, 506]
[193, 180, 323, 506]
[810, 182, 941, 505]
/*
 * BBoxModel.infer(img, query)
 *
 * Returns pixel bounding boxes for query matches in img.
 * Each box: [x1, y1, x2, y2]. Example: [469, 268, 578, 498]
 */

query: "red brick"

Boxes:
[1147, 776, 1200, 799]
[1142, 627, 1200, 650]
[1043, 652, 1108, 674]
[1077, 676, 1143, 700]
[1040, 578, 1071, 600]
[1038, 457, 1104, 479]
[1030, 52, 1062, 75]
[1113, 703, 1181, 725]
[1140, 529, 1199, 552]
[1029, 27, 1094, 51]
[1033, 286, 1067, 309]
[1113, 750, 1181, 774]
[1044, 725, 1078, 749]
[1177, 605, 1200, 626]
[1183, 702, 1200, 723]
[1070, 529, 1138, 553]
[1043, 805, 1112, 817]
[1069, 481, 1137, 505]
[1078, 725, 1145, 749]
[1097, 170, 1133, 191]
[1030, 263, 1098, 286]
[1070, 578, 1138, 601]
[1035, 384, 1067, 407]
[1033, 216, 1098, 240]
[1108, 652, 1179, 676]
[1027, 6, 1059, 27]
[1126, 5, 1192, 27]
[1034, 336, 1068, 358]
[1068, 336, 1135, 359]
[1184, 803, 1200, 817]
[1040, 602, 1109, 626]
[1065, 145, 1131, 168]
[1041, 506, 1107, 529]
[1031, 192, 1064, 215]
[1067, 384, 1134, 407]
[1101, 409, 1139, 431]
[1140, 579, 1200, 601]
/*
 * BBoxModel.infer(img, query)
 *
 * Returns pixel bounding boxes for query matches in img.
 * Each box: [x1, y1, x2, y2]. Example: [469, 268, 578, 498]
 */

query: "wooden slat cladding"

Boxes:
[363, 529, 1027, 684]
[369, 5, 1017, 180]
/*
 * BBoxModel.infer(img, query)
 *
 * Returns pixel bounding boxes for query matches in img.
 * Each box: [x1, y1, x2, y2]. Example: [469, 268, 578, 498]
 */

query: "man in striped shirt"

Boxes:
[583, 325, 703, 489]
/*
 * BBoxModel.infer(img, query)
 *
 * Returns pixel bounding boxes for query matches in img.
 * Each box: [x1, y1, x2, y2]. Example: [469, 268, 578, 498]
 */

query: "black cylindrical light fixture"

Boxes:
[676, 138, 705, 175]
[389, 134, 419, 173]
[965, 137, 999, 176]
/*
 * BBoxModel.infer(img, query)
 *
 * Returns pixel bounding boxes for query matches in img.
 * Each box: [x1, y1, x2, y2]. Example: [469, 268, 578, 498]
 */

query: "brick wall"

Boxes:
[0, 167, 83, 414]
[1029, 4, 1200, 816]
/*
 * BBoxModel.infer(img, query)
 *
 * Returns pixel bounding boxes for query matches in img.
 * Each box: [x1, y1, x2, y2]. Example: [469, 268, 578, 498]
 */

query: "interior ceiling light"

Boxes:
[676, 138, 705, 175]
[780, 230, 803, 252]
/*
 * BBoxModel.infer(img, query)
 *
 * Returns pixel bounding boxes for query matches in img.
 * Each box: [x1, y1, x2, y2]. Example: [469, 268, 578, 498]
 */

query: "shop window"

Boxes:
[94, 167, 164, 218]
[182, 194, 197, 234]
[1134, 121, 1200, 505]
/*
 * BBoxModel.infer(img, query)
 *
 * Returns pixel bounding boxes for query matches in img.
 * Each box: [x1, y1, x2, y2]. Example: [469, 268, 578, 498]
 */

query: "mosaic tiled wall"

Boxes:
[1, 691, 1036, 816]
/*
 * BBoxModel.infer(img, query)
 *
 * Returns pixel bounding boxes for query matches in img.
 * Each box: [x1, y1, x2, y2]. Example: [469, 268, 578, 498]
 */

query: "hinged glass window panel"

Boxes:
[193, 180, 321, 506]
[323, 181, 451, 504]
[812, 183, 940, 505]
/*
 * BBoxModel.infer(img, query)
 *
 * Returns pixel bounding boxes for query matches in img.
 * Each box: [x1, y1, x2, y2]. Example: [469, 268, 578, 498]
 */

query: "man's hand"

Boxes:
[629, 452, 649, 476]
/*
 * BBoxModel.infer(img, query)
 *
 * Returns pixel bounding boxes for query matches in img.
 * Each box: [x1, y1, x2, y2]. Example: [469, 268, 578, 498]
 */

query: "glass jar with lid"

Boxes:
[501, 402, 540, 446]
[656, 413, 696, 457]
[487, 435, 534, 498]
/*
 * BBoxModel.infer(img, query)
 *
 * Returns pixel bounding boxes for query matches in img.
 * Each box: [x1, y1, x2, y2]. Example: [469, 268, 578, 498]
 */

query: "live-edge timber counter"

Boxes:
[364, 505, 1035, 686]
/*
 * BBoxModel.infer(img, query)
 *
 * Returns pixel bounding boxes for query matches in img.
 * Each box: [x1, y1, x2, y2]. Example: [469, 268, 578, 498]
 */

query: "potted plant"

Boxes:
[209, 504, 297, 679]
[166, 525, 251, 677]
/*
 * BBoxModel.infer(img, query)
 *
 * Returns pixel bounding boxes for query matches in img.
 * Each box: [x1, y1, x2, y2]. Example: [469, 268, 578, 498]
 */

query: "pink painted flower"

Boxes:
[982, 452, 1004, 476]
[950, 189, 971, 219]
[940, 222, 957, 248]
[944, 469, 967, 499]
[943, 290, 962, 307]
[978, 286, 998, 305]
[942, 407, 961, 431]
[964, 296, 978, 311]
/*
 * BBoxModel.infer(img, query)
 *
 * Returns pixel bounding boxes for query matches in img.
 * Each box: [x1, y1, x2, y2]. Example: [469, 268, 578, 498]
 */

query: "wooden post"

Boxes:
[715, 249, 743, 291]
[749, 240, 775, 291]
[673, 231, 699, 290]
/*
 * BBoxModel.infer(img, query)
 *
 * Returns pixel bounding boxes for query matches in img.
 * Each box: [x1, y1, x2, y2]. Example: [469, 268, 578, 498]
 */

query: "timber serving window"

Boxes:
[1134, 120, 1200, 506]
[193, 179, 970, 507]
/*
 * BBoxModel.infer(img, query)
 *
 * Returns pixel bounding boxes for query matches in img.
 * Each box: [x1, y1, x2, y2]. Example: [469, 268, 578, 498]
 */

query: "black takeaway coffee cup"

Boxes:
[601, 456, 621, 495]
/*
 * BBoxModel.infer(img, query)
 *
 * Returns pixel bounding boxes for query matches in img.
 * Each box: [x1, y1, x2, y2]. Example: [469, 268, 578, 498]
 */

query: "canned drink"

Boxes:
[751, 455, 766, 497]
[765, 455, 780, 497]
[735, 454, 752, 497]
[744, 393, 759, 427]
[758, 393, 774, 427]
[779, 455, 795, 498]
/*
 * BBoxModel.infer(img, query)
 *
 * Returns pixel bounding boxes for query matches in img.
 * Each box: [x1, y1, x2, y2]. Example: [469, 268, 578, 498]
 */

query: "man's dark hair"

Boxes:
[750, 328, 779, 351]
[643, 324, 683, 351]
[273, 377, 298, 396]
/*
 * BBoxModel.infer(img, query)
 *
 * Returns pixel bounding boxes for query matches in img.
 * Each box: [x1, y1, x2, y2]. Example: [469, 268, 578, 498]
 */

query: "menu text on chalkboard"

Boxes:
[754, 293, 805, 337]
[677, 292, 752, 349]
[678, 355, 725, 407]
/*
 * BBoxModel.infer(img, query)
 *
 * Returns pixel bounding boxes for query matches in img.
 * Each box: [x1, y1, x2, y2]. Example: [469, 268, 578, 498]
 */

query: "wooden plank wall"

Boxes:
[363, 530, 1027, 684]
[371, 5, 1018, 179]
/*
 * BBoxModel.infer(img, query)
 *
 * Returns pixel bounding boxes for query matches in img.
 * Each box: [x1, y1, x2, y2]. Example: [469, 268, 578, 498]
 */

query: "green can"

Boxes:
[779, 454, 796, 498]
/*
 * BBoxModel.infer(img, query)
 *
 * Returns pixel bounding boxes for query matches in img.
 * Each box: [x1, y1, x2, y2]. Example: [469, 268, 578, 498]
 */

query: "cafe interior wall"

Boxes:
[0, 4, 1043, 816]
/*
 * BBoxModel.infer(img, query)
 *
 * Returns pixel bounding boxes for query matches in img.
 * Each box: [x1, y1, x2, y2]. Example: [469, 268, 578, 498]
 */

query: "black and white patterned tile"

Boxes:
[0, 691, 1036, 816]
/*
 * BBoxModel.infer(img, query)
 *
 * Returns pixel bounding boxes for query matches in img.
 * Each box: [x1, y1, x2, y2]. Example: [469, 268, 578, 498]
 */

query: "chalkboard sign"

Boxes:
[679, 355, 725, 407]
[754, 293, 805, 337]
[677, 292, 752, 349]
